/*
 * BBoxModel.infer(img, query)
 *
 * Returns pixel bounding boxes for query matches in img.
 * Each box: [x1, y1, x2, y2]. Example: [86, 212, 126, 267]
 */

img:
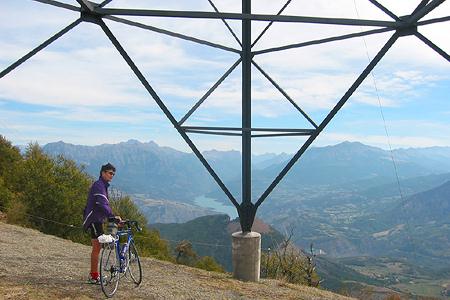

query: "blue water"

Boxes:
[194, 195, 238, 219]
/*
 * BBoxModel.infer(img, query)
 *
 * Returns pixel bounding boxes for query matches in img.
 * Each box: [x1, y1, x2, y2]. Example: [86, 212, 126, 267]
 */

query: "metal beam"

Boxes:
[207, 0, 242, 47]
[417, 15, 450, 26]
[104, 16, 240, 53]
[178, 58, 242, 125]
[0, 19, 82, 79]
[252, 60, 318, 128]
[95, 7, 396, 27]
[240, 0, 254, 233]
[255, 32, 400, 208]
[76, 0, 95, 12]
[31, 0, 79, 12]
[414, 32, 450, 62]
[185, 129, 242, 137]
[99, 0, 113, 8]
[367, 0, 401, 21]
[251, 132, 313, 138]
[411, 0, 431, 16]
[253, 27, 393, 55]
[407, 0, 446, 25]
[251, 0, 292, 48]
[181, 126, 315, 132]
[97, 19, 240, 210]
[182, 126, 243, 131]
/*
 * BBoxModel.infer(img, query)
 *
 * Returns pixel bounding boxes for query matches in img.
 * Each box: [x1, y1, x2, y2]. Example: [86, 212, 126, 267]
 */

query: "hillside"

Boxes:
[364, 180, 450, 267]
[0, 221, 355, 300]
[152, 214, 285, 272]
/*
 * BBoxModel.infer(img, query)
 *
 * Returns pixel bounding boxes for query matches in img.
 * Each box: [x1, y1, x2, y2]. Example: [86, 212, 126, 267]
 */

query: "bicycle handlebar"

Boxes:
[108, 217, 142, 232]
[126, 220, 142, 232]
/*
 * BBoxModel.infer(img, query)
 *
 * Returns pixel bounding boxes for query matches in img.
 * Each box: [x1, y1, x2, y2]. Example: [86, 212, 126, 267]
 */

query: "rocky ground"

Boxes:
[0, 221, 355, 299]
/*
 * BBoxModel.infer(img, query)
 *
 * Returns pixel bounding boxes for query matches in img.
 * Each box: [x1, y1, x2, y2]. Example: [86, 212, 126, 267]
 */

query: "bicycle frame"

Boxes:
[100, 219, 142, 298]
[114, 226, 134, 273]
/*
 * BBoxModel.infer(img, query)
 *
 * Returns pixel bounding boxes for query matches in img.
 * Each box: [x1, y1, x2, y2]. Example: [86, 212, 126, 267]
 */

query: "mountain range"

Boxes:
[41, 139, 450, 298]
[42, 139, 450, 202]
[42, 140, 450, 256]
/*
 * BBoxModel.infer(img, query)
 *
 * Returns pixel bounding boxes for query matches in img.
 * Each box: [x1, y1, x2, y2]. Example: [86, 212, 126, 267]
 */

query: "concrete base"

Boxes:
[232, 231, 261, 282]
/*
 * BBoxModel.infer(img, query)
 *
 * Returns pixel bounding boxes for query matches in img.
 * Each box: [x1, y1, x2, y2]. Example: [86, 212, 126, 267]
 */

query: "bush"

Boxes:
[6, 198, 30, 227]
[195, 256, 225, 273]
[261, 233, 320, 286]
[175, 240, 197, 266]
[174, 240, 224, 272]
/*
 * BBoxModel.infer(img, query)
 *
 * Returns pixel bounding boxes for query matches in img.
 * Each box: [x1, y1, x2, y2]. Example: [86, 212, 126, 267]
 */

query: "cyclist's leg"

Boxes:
[89, 222, 104, 282]
[91, 240, 101, 273]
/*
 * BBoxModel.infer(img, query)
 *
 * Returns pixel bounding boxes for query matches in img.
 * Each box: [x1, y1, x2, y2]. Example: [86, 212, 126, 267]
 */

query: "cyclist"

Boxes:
[83, 163, 121, 284]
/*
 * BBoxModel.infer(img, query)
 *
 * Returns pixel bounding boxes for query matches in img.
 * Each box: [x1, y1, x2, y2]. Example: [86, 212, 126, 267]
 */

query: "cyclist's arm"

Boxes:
[92, 189, 115, 219]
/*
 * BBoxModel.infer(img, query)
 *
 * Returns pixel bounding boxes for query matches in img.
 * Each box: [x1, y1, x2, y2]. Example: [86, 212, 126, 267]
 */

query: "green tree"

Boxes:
[0, 135, 22, 177]
[0, 177, 16, 212]
[11, 143, 92, 241]
[0, 135, 22, 210]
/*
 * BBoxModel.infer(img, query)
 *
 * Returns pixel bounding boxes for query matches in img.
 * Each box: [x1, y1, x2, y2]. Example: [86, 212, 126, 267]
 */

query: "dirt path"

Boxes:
[0, 221, 355, 299]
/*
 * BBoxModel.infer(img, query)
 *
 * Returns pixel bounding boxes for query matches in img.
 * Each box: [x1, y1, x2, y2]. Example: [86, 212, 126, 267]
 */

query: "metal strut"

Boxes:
[1, 0, 449, 234]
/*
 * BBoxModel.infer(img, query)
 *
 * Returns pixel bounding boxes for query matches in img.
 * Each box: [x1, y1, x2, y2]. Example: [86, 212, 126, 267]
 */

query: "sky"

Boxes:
[0, 0, 449, 154]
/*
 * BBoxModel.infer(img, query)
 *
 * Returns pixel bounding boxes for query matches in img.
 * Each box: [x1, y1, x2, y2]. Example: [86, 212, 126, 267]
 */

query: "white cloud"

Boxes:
[350, 91, 397, 107]
[44, 108, 164, 124]
[1, 1, 449, 151]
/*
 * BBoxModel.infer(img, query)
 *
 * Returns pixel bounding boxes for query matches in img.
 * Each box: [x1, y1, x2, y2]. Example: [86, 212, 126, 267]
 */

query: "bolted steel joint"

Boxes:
[395, 15, 418, 37]
[396, 26, 418, 37]
[238, 201, 257, 232]
[80, 10, 102, 25]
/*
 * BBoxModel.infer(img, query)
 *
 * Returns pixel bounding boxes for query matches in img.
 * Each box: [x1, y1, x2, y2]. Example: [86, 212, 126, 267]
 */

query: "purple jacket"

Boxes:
[82, 177, 115, 230]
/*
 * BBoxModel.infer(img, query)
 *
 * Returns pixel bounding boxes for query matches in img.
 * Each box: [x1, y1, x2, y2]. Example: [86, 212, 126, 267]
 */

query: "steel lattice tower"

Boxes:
[1, 0, 449, 234]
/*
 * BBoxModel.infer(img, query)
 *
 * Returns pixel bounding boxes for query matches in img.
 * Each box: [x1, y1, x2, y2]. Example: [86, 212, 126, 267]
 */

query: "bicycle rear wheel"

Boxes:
[127, 241, 142, 285]
[100, 243, 120, 297]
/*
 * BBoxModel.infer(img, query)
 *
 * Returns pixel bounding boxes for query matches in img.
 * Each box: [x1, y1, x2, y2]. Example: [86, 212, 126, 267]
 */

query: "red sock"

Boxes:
[90, 272, 99, 280]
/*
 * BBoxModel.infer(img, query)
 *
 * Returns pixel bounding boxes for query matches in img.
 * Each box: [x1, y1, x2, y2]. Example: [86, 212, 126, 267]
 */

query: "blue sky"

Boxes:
[0, 0, 449, 154]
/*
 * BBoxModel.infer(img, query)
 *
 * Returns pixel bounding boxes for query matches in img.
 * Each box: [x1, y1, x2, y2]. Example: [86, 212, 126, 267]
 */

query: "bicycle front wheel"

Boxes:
[127, 241, 142, 285]
[100, 243, 120, 297]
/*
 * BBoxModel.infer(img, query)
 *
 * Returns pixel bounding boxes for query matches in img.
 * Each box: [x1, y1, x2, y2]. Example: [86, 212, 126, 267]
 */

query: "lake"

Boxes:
[194, 195, 238, 219]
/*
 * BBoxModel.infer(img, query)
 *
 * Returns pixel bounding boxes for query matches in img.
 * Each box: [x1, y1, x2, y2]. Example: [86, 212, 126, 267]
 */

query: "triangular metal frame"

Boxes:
[1, 0, 449, 232]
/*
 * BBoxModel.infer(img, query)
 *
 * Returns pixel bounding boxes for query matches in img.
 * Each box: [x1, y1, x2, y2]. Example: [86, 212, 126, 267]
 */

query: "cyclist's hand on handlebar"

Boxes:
[114, 216, 123, 227]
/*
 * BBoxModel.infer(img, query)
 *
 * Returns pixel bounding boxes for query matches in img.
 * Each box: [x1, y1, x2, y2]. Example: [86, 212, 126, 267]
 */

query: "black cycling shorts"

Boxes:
[89, 222, 104, 239]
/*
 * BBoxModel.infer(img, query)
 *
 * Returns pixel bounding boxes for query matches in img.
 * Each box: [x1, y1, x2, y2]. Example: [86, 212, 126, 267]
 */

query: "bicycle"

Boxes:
[99, 219, 143, 298]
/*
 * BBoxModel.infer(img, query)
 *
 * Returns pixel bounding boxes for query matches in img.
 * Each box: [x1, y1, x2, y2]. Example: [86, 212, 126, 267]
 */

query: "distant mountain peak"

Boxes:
[125, 139, 141, 144]
[335, 141, 378, 149]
